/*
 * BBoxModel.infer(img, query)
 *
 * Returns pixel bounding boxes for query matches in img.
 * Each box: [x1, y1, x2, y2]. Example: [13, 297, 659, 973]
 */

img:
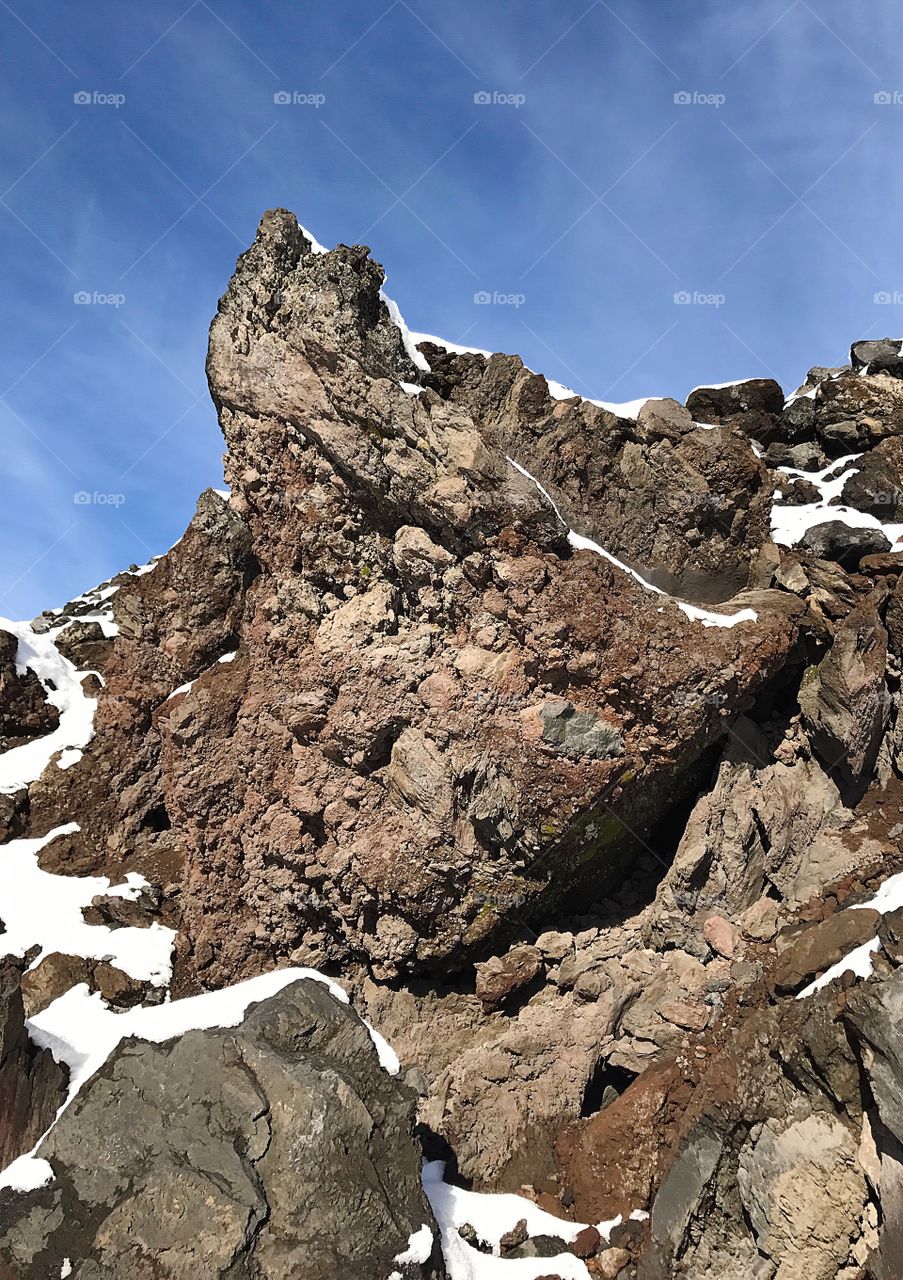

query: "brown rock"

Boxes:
[570, 1224, 601, 1258]
[20, 952, 92, 1017]
[657, 999, 709, 1032]
[772, 908, 881, 993]
[0, 958, 68, 1170]
[702, 914, 737, 958]
[475, 945, 543, 1012]
[499, 1218, 528, 1254]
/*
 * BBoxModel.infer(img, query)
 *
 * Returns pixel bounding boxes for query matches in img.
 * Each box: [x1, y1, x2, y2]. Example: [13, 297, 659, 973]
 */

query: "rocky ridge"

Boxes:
[1, 211, 903, 1276]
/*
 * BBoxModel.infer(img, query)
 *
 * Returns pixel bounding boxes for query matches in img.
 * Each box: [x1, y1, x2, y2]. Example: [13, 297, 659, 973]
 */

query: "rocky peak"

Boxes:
[5, 213, 903, 1277]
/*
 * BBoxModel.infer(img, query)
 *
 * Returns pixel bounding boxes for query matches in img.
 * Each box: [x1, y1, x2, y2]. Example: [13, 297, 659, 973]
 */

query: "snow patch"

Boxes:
[0, 824, 175, 985]
[394, 1224, 434, 1266]
[423, 1160, 621, 1280]
[382, 291, 431, 373]
[0, 1154, 54, 1193]
[0, 619, 99, 795]
[771, 452, 903, 551]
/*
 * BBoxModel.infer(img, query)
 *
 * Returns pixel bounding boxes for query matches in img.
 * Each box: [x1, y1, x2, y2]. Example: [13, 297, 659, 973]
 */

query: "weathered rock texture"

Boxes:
[6, 214, 903, 1278]
[0, 958, 67, 1174]
[0, 630, 58, 753]
[0, 980, 444, 1280]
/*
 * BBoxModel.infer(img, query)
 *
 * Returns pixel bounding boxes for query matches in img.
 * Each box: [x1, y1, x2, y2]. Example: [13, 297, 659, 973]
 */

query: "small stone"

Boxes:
[475, 944, 543, 1012]
[596, 1246, 632, 1278]
[499, 1218, 528, 1255]
[703, 914, 737, 958]
[536, 931, 573, 962]
[570, 1225, 601, 1258]
[740, 897, 781, 943]
[657, 999, 709, 1031]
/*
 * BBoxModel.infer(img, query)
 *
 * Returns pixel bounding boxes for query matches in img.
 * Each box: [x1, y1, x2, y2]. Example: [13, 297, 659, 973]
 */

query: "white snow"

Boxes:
[0, 619, 99, 794]
[797, 869, 903, 998]
[0, 824, 175, 985]
[382, 292, 431, 373]
[394, 1224, 435, 1266]
[410, 331, 494, 359]
[400, 381, 422, 396]
[507, 457, 757, 629]
[423, 1161, 621, 1280]
[165, 678, 195, 700]
[298, 222, 329, 255]
[60, 1261, 72, 1279]
[0, 1154, 54, 1193]
[686, 378, 754, 396]
[218, 650, 237, 663]
[770, 453, 903, 551]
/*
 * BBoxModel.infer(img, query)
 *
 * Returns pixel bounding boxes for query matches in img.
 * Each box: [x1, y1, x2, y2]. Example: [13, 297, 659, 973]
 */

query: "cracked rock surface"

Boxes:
[0, 979, 444, 1280]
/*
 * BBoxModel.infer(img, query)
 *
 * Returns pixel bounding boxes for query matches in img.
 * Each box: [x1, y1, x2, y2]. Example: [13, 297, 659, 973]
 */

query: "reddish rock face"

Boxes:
[144, 209, 799, 987]
[8, 212, 903, 1276]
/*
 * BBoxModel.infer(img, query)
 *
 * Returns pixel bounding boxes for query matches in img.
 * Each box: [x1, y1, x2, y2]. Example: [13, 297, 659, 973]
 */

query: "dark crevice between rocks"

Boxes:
[580, 1059, 638, 1119]
[140, 802, 171, 833]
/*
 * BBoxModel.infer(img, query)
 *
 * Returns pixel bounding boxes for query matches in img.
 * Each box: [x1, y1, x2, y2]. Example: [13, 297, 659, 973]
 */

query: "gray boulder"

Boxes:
[0, 979, 445, 1280]
[799, 520, 891, 570]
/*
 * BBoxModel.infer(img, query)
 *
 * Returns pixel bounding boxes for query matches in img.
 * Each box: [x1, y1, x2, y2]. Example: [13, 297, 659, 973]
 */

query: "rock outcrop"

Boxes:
[0, 958, 67, 1174]
[0, 979, 444, 1280]
[6, 211, 903, 1278]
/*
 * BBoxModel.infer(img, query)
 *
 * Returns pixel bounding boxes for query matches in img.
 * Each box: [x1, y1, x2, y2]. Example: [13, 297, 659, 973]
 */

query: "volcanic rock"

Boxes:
[0, 979, 445, 1280]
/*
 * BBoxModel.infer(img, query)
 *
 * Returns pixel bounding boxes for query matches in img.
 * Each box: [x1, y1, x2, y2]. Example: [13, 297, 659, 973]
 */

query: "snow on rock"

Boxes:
[423, 1160, 620, 1280]
[382, 291, 431, 373]
[771, 453, 903, 551]
[413, 331, 655, 420]
[0, 824, 175, 985]
[0, 1154, 54, 1193]
[0, 965, 402, 1193]
[394, 1224, 435, 1266]
[0, 619, 99, 795]
[410, 331, 494, 360]
[507, 458, 757, 629]
[797, 869, 903, 998]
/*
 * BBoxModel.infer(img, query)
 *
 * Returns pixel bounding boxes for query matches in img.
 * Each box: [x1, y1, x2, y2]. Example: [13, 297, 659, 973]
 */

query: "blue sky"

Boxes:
[2, 0, 903, 616]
